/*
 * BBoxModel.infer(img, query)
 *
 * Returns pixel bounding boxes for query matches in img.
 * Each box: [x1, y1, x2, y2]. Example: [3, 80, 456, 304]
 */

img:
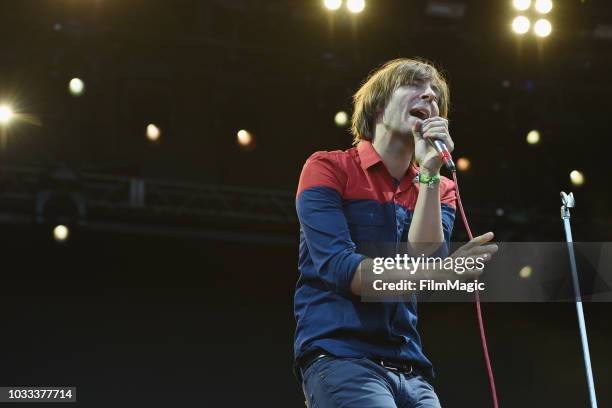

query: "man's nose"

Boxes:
[420, 89, 436, 101]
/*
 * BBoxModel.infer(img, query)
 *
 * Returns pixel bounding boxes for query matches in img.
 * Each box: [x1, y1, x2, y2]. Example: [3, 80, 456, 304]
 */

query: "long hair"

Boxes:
[350, 58, 450, 146]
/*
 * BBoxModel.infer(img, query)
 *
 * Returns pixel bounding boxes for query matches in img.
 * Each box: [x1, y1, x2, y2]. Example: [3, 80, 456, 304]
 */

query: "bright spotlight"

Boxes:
[534, 19, 552, 37]
[0, 105, 14, 124]
[512, 16, 530, 34]
[535, 0, 553, 14]
[347, 0, 365, 13]
[334, 111, 348, 127]
[526, 129, 540, 144]
[324, 0, 342, 11]
[53, 224, 70, 242]
[570, 170, 585, 186]
[512, 0, 531, 11]
[519, 265, 533, 279]
[146, 124, 161, 141]
[456, 157, 471, 172]
[69, 78, 85, 96]
[237, 129, 254, 148]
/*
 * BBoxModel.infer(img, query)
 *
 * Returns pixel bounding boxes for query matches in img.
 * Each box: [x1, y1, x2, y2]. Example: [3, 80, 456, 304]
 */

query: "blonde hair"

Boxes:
[350, 58, 450, 146]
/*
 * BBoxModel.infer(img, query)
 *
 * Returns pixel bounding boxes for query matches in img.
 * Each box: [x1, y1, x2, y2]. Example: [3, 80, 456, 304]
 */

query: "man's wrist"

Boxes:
[418, 171, 441, 189]
[419, 167, 440, 178]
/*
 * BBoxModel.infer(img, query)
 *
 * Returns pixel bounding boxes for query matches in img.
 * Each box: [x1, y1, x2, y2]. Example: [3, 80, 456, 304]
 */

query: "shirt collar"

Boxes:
[357, 140, 383, 170]
[357, 139, 419, 190]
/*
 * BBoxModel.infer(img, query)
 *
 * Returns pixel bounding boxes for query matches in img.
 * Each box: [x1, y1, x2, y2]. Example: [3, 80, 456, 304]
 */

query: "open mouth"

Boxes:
[409, 108, 430, 120]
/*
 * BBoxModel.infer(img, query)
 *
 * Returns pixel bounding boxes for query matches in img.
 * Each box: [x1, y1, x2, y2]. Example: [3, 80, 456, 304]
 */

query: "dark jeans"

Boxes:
[301, 356, 441, 408]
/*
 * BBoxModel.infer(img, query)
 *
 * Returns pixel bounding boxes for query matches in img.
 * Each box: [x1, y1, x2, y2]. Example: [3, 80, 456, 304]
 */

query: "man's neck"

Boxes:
[372, 123, 414, 181]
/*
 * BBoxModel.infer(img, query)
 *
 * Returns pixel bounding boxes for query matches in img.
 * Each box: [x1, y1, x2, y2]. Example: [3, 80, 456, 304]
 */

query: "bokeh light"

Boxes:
[526, 129, 540, 144]
[535, 0, 553, 14]
[513, 0, 531, 11]
[512, 16, 531, 34]
[53, 225, 70, 242]
[346, 0, 365, 13]
[146, 124, 161, 141]
[534, 19, 552, 37]
[324, 0, 342, 11]
[69, 78, 85, 96]
[237, 129, 254, 148]
[0, 105, 14, 124]
[456, 157, 471, 172]
[334, 111, 348, 127]
[519, 265, 533, 279]
[570, 170, 585, 186]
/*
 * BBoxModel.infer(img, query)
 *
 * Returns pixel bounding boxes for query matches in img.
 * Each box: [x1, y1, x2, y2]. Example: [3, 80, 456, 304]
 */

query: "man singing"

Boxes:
[293, 58, 497, 407]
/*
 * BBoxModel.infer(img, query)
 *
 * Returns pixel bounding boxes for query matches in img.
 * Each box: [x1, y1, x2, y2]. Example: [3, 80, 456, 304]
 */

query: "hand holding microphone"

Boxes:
[413, 117, 456, 173]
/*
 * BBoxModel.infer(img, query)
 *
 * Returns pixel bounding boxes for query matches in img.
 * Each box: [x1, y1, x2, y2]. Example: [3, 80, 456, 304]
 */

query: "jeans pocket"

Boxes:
[302, 356, 331, 385]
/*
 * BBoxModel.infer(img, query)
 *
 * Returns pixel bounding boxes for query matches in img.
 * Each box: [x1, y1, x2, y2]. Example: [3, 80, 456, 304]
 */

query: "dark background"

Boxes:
[0, 1, 611, 406]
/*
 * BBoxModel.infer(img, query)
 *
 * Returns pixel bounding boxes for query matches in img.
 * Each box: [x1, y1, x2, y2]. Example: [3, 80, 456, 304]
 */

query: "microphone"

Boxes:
[415, 120, 456, 171]
[429, 139, 456, 172]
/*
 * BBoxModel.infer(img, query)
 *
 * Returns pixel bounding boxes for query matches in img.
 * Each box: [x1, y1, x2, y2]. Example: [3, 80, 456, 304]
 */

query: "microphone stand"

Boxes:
[560, 191, 598, 408]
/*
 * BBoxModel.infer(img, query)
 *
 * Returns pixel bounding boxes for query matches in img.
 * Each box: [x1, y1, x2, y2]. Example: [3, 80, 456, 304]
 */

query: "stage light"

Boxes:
[0, 105, 14, 124]
[512, 0, 531, 11]
[570, 170, 585, 186]
[347, 0, 365, 13]
[534, 0, 553, 14]
[534, 19, 552, 37]
[334, 111, 348, 127]
[237, 129, 253, 148]
[519, 265, 533, 279]
[526, 129, 540, 144]
[324, 0, 342, 11]
[512, 16, 530, 34]
[146, 124, 161, 141]
[69, 78, 85, 96]
[456, 157, 470, 172]
[495, 208, 505, 217]
[53, 224, 69, 242]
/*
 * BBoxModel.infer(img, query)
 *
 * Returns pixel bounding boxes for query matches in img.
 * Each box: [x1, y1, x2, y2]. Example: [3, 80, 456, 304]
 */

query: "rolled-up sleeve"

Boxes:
[296, 153, 365, 296]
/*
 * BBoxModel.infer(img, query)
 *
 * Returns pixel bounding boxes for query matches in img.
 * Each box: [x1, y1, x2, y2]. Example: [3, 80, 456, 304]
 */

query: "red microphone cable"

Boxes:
[419, 120, 499, 406]
[451, 170, 499, 408]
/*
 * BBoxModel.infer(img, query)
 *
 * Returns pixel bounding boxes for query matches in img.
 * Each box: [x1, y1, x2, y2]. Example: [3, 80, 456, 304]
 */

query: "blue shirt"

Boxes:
[293, 140, 456, 379]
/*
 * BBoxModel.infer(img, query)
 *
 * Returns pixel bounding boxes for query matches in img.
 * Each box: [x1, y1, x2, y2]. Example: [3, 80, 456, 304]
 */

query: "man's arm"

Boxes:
[408, 117, 455, 254]
[408, 168, 444, 252]
[296, 152, 366, 296]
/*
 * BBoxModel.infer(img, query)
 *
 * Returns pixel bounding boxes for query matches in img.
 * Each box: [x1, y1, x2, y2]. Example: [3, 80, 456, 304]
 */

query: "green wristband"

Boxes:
[418, 173, 441, 188]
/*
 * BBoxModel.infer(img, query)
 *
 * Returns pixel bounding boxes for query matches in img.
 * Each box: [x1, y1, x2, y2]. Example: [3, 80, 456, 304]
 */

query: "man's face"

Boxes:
[379, 80, 440, 136]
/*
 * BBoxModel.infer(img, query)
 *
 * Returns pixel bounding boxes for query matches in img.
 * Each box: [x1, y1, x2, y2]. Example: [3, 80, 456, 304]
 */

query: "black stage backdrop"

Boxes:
[0, 225, 610, 407]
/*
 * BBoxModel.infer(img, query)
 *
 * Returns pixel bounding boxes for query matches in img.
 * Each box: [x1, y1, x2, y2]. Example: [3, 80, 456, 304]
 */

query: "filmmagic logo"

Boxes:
[372, 279, 485, 293]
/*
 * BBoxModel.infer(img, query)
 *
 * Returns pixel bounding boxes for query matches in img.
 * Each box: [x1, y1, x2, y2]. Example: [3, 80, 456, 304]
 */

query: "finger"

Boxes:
[422, 128, 448, 138]
[464, 232, 495, 250]
[423, 133, 454, 151]
[423, 133, 450, 141]
[480, 253, 495, 263]
[465, 244, 499, 257]
[422, 117, 448, 126]
[422, 123, 448, 133]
